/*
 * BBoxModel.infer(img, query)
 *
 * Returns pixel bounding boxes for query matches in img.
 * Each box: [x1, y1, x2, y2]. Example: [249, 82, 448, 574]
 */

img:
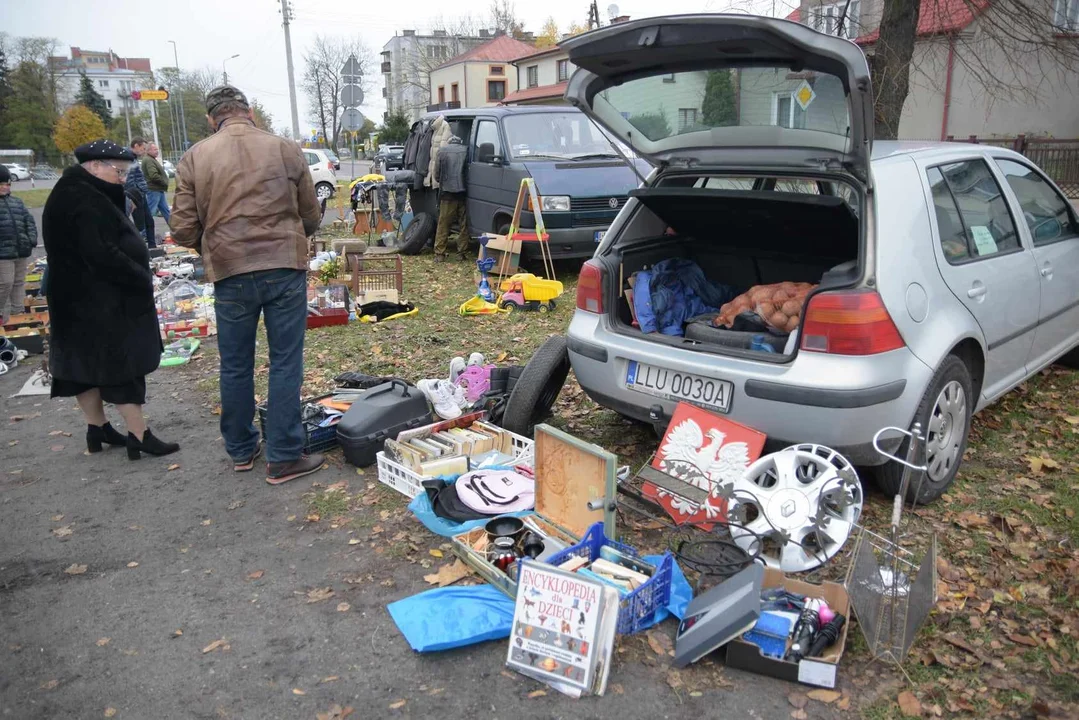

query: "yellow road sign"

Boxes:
[133, 89, 170, 101]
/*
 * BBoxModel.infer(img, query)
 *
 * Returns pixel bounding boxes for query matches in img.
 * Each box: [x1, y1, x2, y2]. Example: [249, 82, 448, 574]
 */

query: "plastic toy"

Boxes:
[459, 295, 509, 316]
[455, 364, 493, 403]
[497, 273, 564, 313]
[160, 338, 201, 367]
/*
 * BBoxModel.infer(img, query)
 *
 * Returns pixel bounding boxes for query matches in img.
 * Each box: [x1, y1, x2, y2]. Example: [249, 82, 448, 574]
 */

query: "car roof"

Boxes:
[423, 106, 583, 121]
[872, 140, 1027, 164]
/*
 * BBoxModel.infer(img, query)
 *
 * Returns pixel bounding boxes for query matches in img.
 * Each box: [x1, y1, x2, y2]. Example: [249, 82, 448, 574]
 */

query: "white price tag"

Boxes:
[970, 225, 998, 256]
[797, 658, 837, 688]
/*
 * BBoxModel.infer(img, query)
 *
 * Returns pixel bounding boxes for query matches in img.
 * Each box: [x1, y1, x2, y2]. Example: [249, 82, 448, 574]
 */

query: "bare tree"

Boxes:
[396, 19, 487, 115]
[490, 0, 526, 36]
[865, 0, 1079, 138]
[301, 35, 375, 149]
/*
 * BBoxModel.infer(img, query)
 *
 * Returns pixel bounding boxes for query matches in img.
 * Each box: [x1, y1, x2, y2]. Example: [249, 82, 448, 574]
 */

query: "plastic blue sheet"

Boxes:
[639, 553, 693, 626]
[406, 469, 533, 538]
[387, 585, 516, 653]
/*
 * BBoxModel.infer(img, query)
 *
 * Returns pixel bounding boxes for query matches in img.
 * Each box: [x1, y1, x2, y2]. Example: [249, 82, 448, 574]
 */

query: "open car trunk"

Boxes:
[611, 186, 860, 360]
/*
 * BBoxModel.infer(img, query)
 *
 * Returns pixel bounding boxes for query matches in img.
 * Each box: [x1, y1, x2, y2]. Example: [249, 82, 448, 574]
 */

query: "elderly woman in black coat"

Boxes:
[42, 139, 179, 459]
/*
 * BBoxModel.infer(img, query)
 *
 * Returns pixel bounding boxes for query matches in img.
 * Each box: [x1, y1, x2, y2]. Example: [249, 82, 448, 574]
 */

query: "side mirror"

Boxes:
[490, 155, 505, 165]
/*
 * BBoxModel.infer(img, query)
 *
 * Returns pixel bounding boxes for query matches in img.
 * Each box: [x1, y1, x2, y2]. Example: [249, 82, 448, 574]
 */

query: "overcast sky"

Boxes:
[2, 0, 790, 136]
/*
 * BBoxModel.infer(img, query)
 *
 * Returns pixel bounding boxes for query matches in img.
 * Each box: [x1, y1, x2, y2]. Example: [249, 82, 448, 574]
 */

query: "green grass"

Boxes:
[12, 188, 52, 208]
[303, 488, 351, 519]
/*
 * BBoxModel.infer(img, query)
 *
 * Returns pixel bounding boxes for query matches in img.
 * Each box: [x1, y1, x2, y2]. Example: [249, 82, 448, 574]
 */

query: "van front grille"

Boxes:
[571, 196, 627, 212]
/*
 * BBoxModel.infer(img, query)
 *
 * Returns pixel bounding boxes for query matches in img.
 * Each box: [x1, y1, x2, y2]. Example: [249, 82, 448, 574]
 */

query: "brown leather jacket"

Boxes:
[170, 116, 322, 282]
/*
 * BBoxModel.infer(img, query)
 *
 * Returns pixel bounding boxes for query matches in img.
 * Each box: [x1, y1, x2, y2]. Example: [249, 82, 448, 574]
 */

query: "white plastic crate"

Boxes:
[376, 431, 534, 499]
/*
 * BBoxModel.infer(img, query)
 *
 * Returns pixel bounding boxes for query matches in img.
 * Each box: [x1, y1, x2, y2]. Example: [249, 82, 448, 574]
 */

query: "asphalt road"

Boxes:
[0, 356, 854, 719]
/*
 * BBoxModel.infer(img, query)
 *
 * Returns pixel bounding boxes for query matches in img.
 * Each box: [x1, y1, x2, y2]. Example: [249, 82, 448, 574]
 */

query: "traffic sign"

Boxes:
[341, 108, 365, 132]
[341, 55, 363, 82]
[339, 84, 364, 107]
[131, 89, 169, 101]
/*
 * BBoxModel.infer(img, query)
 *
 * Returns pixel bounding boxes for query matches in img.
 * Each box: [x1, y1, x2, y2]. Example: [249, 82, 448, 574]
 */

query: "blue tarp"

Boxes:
[385, 554, 693, 653]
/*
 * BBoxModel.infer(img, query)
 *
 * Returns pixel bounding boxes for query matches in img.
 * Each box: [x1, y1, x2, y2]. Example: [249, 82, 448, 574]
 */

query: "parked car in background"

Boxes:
[375, 145, 405, 172]
[162, 160, 176, 178]
[302, 148, 338, 201]
[3, 163, 30, 181]
[326, 151, 341, 170]
[562, 14, 1079, 504]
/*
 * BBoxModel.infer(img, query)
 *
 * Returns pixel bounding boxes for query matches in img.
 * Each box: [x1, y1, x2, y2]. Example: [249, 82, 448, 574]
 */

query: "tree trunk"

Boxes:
[870, 0, 921, 140]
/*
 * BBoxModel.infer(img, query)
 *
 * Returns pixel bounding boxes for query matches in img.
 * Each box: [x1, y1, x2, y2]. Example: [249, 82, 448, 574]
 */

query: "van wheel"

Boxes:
[1055, 344, 1079, 369]
[500, 335, 570, 436]
[399, 212, 435, 255]
[871, 354, 972, 504]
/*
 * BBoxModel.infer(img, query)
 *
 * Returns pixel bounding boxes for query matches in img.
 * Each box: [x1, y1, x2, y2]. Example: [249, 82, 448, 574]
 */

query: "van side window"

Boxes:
[474, 120, 503, 164]
[927, 160, 1020, 264]
[993, 158, 1079, 246]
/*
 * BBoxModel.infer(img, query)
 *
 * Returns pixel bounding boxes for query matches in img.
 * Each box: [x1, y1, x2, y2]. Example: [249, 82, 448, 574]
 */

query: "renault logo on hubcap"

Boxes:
[781, 500, 797, 518]
[608, 197, 619, 209]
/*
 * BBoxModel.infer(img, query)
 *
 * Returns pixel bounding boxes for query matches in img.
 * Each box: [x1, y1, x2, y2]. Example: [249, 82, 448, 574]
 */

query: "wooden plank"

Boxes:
[635, 465, 710, 505]
[534, 424, 617, 538]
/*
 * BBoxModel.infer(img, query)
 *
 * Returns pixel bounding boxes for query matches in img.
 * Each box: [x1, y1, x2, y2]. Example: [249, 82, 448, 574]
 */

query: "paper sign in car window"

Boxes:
[970, 225, 998, 256]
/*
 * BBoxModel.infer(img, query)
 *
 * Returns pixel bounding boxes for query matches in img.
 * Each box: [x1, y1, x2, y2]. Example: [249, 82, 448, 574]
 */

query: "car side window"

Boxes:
[473, 120, 503, 164]
[927, 160, 1021, 264]
[993, 158, 1079, 247]
[303, 152, 318, 166]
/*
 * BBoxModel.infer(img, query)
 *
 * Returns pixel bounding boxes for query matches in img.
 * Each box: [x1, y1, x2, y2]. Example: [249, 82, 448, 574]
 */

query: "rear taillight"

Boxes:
[801, 289, 905, 355]
[576, 260, 606, 314]
[327, 162, 334, 171]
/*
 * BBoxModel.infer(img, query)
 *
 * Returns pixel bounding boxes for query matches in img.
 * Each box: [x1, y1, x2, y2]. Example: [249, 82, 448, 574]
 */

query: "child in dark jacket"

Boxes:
[0, 164, 38, 324]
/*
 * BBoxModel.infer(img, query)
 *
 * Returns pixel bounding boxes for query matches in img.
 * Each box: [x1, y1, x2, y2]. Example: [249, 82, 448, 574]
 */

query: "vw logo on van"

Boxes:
[608, 197, 619, 209]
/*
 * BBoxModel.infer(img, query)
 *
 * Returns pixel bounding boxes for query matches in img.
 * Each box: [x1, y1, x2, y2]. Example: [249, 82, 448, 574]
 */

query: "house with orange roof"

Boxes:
[427, 34, 538, 111]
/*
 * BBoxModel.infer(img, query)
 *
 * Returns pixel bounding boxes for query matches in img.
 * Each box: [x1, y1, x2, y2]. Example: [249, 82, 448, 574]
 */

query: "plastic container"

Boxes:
[337, 380, 432, 467]
[376, 429, 534, 499]
[546, 522, 674, 635]
[257, 393, 339, 455]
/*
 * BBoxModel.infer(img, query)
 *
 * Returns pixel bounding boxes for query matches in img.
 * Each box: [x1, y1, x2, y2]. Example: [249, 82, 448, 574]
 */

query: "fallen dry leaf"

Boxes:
[1008, 633, 1039, 647]
[348, 538, 361, 545]
[1026, 456, 1061, 474]
[788, 692, 809, 709]
[227, 500, 244, 511]
[807, 689, 841, 703]
[292, 688, 306, 696]
[200, 519, 212, 526]
[126, 562, 138, 568]
[527, 690, 547, 698]
[320, 676, 340, 683]
[51, 514, 64, 522]
[306, 513, 321, 523]
[53, 526, 73, 538]
[64, 564, 87, 575]
[50, 445, 64, 452]
[666, 670, 683, 689]
[96, 637, 110, 647]
[898, 690, 922, 717]
[1064, 415, 1079, 425]
[689, 691, 703, 697]
[306, 587, 335, 603]
[247, 570, 265, 580]
[423, 559, 473, 587]
[838, 694, 851, 710]
[104, 709, 117, 718]
[646, 629, 673, 656]
[316, 705, 354, 720]
[791, 710, 808, 720]
[40, 679, 59, 690]
[429, 548, 443, 558]
[172, 630, 183, 638]
[167, 463, 180, 471]
[388, 699, 406, 709]
[201, 639, 227, 654]
[336, 602, 351, 612]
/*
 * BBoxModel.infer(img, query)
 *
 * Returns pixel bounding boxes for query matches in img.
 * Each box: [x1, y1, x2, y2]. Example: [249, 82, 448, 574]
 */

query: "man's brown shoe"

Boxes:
[266, 453, 325, 485]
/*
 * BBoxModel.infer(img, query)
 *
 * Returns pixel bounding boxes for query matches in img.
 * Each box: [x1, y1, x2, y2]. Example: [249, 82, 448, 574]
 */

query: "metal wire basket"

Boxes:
[844, 424, 938, 669]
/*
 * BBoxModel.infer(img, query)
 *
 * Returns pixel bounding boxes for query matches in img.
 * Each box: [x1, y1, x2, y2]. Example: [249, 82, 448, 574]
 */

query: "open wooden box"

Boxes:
[450, 424, 618, 599]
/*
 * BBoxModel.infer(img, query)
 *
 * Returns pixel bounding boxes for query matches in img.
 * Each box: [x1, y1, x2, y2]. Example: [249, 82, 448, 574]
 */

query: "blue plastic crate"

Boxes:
[546, 521, 673, 635]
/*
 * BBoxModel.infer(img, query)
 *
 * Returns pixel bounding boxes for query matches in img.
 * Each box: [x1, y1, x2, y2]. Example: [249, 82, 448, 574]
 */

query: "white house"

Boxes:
[49, 47, 154, 119]
[427, 35, 536, 111]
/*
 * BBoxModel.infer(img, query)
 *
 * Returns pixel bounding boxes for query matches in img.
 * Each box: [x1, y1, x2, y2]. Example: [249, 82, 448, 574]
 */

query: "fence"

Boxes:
[945, 135, 1079, 198]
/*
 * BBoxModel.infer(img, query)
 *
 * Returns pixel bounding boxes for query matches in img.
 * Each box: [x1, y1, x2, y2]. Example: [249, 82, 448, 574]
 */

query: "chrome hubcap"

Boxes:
[926, 380, 966, 482]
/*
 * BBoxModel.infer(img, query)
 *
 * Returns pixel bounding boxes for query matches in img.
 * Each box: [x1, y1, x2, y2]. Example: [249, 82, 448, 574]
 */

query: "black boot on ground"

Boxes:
[127, 428, 180, 460]
[87, 422, 128, 453]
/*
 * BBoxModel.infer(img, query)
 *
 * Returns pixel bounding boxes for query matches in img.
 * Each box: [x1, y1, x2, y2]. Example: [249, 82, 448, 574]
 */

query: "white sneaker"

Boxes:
[418, 379, 462, 420]
[467, 352, 486, 367]
[448, 380, 469, 409]
[448, 356, 466, 382]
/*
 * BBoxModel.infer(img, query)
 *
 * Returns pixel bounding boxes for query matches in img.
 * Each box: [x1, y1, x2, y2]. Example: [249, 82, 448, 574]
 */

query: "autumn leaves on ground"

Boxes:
[199, 250, 1078, 718]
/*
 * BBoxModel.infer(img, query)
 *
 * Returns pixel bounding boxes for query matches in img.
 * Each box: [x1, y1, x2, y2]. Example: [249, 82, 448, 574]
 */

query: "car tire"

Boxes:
[315, 182, 334, 202]
[1054, 344, 1079, 369]
[500, 335, 571, 436]
[871, 354, 973, 504]
[399, 211, 435, 255]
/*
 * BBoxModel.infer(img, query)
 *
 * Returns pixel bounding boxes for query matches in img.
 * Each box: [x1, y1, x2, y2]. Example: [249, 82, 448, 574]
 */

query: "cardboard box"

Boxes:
[479, 234, 522, 275]
[725, 567, 849, 689]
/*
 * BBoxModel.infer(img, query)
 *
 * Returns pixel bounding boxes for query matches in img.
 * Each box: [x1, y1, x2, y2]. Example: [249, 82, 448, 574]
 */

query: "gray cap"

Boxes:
[205, 85, 249, 114]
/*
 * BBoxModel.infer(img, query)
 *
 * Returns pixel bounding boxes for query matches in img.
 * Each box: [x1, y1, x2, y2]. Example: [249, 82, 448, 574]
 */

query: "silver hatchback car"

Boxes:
[561, 15, 1079, 502]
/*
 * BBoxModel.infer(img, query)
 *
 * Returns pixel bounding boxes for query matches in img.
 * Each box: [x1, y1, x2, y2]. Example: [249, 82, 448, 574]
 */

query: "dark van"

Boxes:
[398, 106, 646, 260]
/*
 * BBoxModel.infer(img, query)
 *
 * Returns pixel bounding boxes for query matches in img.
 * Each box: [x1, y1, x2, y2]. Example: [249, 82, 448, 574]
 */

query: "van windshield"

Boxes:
[502, 112, 621, 161]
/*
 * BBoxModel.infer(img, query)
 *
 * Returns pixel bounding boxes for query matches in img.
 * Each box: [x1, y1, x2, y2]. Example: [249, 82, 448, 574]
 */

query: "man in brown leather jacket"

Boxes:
[171, 85, 324, 485]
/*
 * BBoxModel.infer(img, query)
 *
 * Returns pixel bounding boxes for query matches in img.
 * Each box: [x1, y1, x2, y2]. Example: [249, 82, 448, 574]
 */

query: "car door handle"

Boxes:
[967, 285, 987, 299]
[1041, 265, 1053, 279]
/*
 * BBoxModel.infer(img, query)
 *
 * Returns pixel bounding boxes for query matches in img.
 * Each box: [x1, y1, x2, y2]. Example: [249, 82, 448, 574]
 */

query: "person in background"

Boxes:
[0, 164, 37, 325]
[143, 143, 170, 223]
[125, 137, 156, 247]
[432, 134, 469, 262]
[42, 139, 179, 459]
[171, 85, 323, 485]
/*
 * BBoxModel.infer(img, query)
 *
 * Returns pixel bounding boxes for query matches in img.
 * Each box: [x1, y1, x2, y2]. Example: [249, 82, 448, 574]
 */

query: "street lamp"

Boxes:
[222, 54, 240, 85]
[168, 40, 189, 149]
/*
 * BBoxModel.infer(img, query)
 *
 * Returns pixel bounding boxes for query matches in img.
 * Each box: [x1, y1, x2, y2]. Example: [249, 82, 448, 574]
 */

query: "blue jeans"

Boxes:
[214, 269, 308, 464]
[146, 190, 170, 223]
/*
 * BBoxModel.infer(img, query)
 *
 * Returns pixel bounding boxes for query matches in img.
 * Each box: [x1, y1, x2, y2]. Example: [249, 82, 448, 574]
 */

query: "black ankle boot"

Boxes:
[87, 423, 128, 453]
[127, 428, 180, 460]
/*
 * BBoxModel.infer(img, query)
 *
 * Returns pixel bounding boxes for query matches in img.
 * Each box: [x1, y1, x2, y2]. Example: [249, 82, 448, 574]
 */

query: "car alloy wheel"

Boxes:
[925, 380, 966, 483]
[316, 183, 333, 201]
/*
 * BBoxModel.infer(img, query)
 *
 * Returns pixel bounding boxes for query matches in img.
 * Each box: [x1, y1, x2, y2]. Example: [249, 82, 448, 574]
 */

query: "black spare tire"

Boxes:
[501, 335, 571, 437]
[399, 211, 435, 255]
